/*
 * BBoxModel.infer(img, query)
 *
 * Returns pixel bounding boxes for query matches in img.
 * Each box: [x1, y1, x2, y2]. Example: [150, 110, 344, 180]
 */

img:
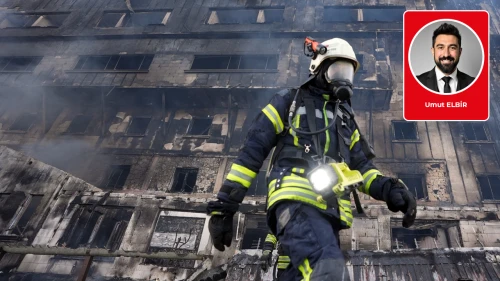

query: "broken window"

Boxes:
[188, 117, 212, 135]
[104, 165, 131, 190]
[73, 54, 154, 71]
[392, 121, 418, 140]
[463, 122, 489, 141]
[0, 192, 43, 237]
[9, 113, 36, 132]
[126, 116, 151, 136]
[391, 219, 462, 250]
[0, 57, 43, 72]
[97, 11, 171, 28]
[241, 215, 268, 249]
[323, 6, 405, 22]
[398, 174, 426, 200]
[66, 115, 92, 134]
[247, 172, 267, 196]
[207, 8, 283, 24]
[146, 211, 206, 268]
[0, 13, 68, 28]
[171, 168, 198, 193]
[190, 55, 278, 71]
[477, 175, 500, 201]
[58, 205, 133, 250]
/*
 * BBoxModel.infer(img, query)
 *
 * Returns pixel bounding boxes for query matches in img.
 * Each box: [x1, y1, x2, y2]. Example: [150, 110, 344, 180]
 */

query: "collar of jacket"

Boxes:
[305, 84, 331, 101]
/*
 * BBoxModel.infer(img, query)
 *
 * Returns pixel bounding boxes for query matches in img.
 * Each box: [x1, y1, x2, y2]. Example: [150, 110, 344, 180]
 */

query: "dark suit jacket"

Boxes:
[416, 67, 475, 92]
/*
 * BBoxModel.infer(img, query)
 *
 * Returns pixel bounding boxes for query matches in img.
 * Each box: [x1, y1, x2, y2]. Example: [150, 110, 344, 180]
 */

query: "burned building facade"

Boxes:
[0, 0, 500, 280]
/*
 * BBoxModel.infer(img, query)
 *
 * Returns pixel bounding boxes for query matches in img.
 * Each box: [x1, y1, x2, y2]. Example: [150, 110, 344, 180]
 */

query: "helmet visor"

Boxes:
[325, 60, 355, 83]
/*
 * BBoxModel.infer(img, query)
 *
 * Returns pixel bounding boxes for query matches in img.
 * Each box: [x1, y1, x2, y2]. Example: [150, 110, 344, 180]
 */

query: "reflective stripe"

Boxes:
[262, 104, 284, 134]
[278, 256, 290, 263]
[265, 234, 277, 245]
[296, 106, 334, 119]
[350, 129, 360, 150]
[278, 263, 289, 269]
[298, 258, 313, 281]
[290, 114, 300, 146]
[268, 176, 314, 194]
[323, 101, 330, 155]
[268, 187, 327, 210]
[361, 169, 382, 193]
[292, 167, 305, 174]
[210, 211, 222, 216]
[227, 163, 257, 188]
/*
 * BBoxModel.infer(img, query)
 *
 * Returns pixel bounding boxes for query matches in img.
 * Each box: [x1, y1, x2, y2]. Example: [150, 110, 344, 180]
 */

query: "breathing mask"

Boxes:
[324, 60, 355, 101]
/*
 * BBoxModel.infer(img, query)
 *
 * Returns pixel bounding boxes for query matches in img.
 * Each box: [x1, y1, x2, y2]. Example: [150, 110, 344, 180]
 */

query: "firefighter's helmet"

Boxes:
[309, 38, 360, 74]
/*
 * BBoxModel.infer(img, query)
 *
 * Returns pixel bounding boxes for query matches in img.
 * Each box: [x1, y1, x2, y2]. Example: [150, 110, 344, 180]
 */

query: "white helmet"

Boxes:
[309, 38, 360, 74]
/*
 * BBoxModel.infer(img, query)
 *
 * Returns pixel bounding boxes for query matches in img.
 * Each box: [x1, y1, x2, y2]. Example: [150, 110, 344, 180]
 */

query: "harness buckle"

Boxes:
[304, 144, 311, 153]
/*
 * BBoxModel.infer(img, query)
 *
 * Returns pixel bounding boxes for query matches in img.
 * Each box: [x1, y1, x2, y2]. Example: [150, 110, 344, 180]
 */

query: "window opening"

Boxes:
[393, 121, 418, 140]
[126, 116, 151, 136]
[398, 174, 426, 200]
[188, 117, 212, 135]
[171, 168, 198, 193]
[104, 165, 131, 190]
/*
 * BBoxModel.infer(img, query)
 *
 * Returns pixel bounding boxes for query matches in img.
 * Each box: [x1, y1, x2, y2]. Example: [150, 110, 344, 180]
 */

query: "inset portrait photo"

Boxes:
[409, 19, 483, 95]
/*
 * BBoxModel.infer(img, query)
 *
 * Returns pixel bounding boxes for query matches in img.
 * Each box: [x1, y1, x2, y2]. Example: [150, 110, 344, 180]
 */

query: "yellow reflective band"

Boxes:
[323, 101, 331, 155]
[227, 163, 257, 188]
[262, 104, 284, 134]
[278, 256, 290, 263]
[298, 258, 313, 281]
[350, 129, 360, 150]
[278, 263, 289, 269]
[338, 200, 352, 210]
[361, 169, 382, 193]
[265, 234, 277, 245]
[210, 211, 222, 216]
[293, 114, 300, 146]
[292, 167, 305, 174]
[268, 176, 314, 194]
[267, 187, 327, 210]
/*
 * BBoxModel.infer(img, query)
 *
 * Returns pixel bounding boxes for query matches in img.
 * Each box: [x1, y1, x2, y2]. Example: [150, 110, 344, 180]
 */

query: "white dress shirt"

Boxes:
[435, 67, 458, 94]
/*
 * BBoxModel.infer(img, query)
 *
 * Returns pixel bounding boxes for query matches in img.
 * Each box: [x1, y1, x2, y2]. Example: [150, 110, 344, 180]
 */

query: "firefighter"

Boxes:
[206, 37, 417, 281]
[260, 231, 289, 279]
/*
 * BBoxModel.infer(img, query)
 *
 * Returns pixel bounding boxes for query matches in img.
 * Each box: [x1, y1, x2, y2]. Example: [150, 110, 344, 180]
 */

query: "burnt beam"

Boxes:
[76, 256, 93, 281]
[1, 245, 211, 260]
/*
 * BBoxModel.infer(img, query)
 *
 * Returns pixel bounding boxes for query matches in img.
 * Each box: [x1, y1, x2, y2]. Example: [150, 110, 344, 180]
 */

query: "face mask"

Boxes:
[324, 60, 355, 101]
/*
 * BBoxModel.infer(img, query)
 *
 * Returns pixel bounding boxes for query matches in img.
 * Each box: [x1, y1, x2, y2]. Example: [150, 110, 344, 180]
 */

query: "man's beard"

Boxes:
[435, 56, 459, 74]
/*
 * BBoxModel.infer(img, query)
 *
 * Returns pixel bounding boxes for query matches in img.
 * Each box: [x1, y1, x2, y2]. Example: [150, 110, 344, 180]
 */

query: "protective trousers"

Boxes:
[273, 202, 351, 281]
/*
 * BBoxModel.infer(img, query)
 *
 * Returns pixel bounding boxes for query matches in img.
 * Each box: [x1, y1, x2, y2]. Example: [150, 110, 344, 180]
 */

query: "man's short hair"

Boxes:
[432, 23, 461, 48]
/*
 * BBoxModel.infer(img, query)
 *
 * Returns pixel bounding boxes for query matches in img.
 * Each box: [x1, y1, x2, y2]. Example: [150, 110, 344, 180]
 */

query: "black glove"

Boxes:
[383, 178, 417, 228]
[206, 200, 239, 251]
[260, 250, 273, 272]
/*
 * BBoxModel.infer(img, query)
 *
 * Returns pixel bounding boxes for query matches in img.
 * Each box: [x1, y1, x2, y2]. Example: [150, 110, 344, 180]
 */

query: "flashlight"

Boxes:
[307, 162, 364, 203]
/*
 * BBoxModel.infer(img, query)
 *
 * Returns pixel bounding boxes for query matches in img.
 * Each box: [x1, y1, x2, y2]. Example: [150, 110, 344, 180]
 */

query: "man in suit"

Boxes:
[417, 23, 475, 94]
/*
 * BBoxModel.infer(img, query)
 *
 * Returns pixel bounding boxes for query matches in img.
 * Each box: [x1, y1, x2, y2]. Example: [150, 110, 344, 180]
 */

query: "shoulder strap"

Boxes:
[303, 96, 323, 162]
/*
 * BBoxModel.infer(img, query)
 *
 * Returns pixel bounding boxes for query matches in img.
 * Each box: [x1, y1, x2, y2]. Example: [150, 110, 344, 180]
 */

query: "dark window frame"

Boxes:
[0, 56, 43, 73]
[397, 173, 427, 200]
[241, 214, 268, 250]
[125, 116, 152, 137]
[1, 194, 43, 237]
[391, 120, 420, 142]
[206, 7, 285, 25]
[462, 122, 491, 143]
[390, 219, 462, 250]
[65, 115, 93, 135]
[186, 54, 279, 73]
[171, 168, 199, 193]
[0, 12, 69, 29]
[7, 113, 37, 133]
[186, 117, 213, 137]
[476, 174, 500, 202]
[57, 204, 133, 251]
[323, 6, 406, 23]
[96, 9, 172, 28]
[103, 165, 131, 190]
[68, 54, 155, 73]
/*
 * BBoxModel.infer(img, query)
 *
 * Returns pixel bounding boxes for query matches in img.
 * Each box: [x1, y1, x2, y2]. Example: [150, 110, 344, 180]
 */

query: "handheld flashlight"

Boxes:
[307, 162, 364, 203]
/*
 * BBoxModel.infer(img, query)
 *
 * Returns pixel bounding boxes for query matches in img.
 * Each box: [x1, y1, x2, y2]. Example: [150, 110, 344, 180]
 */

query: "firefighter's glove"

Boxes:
[383, 178, 417, 228]
[260, 250, 273, 272]
[206, 200, 239, 251]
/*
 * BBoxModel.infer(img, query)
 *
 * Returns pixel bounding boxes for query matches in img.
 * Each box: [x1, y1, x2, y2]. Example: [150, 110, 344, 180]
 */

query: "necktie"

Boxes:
[442, 76, 452, 93]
